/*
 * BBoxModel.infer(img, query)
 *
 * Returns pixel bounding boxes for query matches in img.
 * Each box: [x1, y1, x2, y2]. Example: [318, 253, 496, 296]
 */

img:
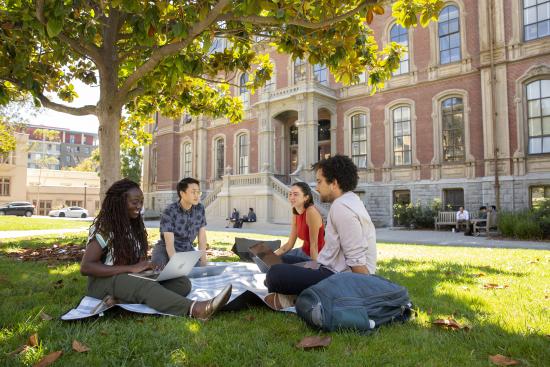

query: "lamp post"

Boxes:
[84, 182, 87, 210]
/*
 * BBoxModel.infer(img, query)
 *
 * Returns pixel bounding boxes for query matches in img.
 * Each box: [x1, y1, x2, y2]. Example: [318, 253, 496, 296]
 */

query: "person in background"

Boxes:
[243, 208, 257, 222]
[455, 206, 470, 233]
[226, 208, 239, 228]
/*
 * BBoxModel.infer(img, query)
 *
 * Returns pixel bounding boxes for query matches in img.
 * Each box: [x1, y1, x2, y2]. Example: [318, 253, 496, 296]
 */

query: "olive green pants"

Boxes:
[87, 274, 193, 316]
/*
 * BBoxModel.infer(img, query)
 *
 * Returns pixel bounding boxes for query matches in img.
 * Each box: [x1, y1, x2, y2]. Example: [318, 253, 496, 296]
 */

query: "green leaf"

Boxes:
[46, 18, 63, 38]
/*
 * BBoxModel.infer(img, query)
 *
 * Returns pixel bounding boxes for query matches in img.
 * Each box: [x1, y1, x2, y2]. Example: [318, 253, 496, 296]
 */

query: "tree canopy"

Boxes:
[0, 0, 443, 195]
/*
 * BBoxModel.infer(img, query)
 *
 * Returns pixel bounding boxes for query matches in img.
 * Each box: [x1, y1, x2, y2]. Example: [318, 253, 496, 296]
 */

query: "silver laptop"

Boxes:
[129, 251, 202, 282]
[187, 264, 228, 278]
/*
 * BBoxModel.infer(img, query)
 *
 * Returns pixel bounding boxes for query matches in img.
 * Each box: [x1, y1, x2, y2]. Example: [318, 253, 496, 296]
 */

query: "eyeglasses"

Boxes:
[188, 190, 202, 196]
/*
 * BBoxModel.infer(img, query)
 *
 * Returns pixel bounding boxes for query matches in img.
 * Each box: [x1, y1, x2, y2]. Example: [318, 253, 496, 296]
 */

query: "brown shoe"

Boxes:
[264, 292, 296, 310]
[189, 284, 232, 321]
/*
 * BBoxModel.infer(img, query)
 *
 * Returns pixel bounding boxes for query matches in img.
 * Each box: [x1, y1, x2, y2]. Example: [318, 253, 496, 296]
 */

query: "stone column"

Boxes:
[257, 104, 274, 172]
[195, 117, 208, 186]
[297, 94, 318, 176]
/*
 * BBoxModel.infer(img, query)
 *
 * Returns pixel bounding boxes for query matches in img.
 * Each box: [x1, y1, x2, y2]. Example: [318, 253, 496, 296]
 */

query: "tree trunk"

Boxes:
[97, 107, 122, 199]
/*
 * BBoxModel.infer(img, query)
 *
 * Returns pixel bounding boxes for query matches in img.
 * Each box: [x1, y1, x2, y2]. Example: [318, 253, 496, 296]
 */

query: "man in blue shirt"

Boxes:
[152, 177, 207, 266]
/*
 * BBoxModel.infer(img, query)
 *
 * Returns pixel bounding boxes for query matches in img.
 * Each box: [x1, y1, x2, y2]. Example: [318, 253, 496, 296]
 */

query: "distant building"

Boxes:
[0, 131, 100, 216]
[25, 124, 98, 170]
[140, 1, 550, 226]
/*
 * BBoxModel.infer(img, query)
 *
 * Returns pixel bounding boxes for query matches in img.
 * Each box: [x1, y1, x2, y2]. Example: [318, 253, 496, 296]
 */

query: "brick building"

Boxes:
[26, 124, 98, 170]
[142, 0, 550, 226]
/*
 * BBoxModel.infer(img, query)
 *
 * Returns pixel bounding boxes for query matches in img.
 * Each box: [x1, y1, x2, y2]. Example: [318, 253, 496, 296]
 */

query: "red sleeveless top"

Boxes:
[295, 208, 325, 256]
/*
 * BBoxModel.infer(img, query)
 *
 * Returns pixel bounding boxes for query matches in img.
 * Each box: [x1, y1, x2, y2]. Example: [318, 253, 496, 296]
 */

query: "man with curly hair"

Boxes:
[264, 155, 377, 308]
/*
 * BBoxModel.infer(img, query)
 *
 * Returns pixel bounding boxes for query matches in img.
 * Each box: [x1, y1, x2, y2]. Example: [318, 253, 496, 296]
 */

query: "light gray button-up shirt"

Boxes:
[317, 192, 377, 274]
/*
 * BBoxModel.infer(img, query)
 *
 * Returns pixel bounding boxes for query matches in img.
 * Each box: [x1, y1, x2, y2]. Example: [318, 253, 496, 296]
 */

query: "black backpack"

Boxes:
[295, 272, 414, 332]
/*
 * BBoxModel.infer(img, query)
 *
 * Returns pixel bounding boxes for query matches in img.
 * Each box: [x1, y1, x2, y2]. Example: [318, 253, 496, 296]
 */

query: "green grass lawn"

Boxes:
[0, 217, 92, 231]
[0, 232, 548, 366]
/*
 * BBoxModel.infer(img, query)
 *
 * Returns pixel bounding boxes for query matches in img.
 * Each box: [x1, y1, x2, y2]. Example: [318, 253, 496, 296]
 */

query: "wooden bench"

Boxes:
[473, 211, 498, 236]
[434, 211, 457, 230]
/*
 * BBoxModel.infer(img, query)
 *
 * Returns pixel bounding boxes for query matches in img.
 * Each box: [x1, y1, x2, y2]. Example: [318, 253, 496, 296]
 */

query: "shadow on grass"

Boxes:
[1, 256, 548, 366]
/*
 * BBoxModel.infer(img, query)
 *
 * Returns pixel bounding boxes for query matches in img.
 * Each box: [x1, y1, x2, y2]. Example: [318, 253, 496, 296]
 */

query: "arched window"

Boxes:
[390, 24, 409, 75]
[237, 134, 249, 174]
[527, 79, 550, 154]
[182, 142, 192, 177]
[294, 58, 307, 83]
[524, 0, 550, 41]
[239, 73, 249, 106]
[351, 114, 368, 169]
[313, 64, 328, 85]
[392, 106, 412, 165]
[438, 5, 461, 64]
[441, 97, 465, 162]
[215, 138, 225, 179]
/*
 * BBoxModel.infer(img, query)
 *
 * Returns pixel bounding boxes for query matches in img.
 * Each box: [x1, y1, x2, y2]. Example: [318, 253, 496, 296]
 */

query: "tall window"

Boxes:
[313, 64, 328, 85]
[442, 97, 465, 162]
[237, 134, 249, 174]
[390, 24, 409, 75]
[239, 73, 249, 107]
[527, 79, 550, 154]
[215, 138, 225, 179]
[289, 125, 298, 145]
[294, 58, 307, 83]
[183, 143, 192, 177]
[530, 185, 550, 208]
[264, 75, 275, 93]
[351, 114, 368, 169]
[443, 188, 464, 210]
[438, 5, 461, 64]
[392, 106, 412, 166]
[0, 177, 9, 196]
[69, 134, 75, 144]
[524, 0, 550, 41]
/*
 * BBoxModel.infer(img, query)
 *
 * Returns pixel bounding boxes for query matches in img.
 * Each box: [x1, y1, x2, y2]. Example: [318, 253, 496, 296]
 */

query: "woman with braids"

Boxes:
[274, 182, 325, 262]
[80, 178, 232, 320]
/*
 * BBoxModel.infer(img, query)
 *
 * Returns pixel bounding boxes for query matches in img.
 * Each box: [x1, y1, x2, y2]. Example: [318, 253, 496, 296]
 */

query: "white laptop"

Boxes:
[129, 251, 203, 282]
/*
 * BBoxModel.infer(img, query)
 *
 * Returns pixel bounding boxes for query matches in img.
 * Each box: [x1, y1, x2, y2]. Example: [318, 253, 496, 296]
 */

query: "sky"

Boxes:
[31, 80, 100, 134]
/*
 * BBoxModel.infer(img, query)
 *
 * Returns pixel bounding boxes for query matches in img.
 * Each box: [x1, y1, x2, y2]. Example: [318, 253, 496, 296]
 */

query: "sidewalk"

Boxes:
[145, 219, 550, 250]
[1, 221, 549, 250]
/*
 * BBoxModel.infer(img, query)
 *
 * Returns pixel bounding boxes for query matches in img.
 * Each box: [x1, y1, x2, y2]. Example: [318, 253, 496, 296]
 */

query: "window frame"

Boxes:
[236, 133, 249, 175]
[523, 0, 550, 41]
[526, 79, 550, 155]
[350, 113, 368, 169]
[438, 4, 462, 65]
[441, 96, 466, 162]
[182, 141, 192, 178]
[391, 105, 413, 166]
[390, 23, 410, 75]
[293, 58, 307, 84]
[0, 177, 10, 196]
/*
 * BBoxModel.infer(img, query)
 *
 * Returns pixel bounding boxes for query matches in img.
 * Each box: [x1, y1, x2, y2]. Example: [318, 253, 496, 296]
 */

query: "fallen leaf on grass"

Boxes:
[33, 350, 63, 367]
[426, 308, 432, 315]
[8, 345, 31, 356]
[39, 311, 53, 321]
[472, 272, 486, 277]
[53, 280, 64, 289]
[460, 286, 470, 290]
[483, 283, 509, 289]
[295, 335, 332, 350]
[28, 333, 39, 347]
[432, 318, 470, 331]
[244, 315, 255, 321]
[488, 354, 520, 366]
[527, 258, 539, 264]
[72, 340, 90, 353]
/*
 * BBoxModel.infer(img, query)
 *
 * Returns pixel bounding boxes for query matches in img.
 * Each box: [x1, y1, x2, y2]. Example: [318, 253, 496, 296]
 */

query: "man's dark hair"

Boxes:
[312, 155, 358, 192]
[177, 177, 200, 199]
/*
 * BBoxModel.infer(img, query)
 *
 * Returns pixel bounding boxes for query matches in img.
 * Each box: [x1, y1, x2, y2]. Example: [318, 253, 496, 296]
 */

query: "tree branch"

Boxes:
[220, 0, 375, 29]
[35, 0, 102, 62]
[117, 0, 232, 101]
[36, 93, 97, 116]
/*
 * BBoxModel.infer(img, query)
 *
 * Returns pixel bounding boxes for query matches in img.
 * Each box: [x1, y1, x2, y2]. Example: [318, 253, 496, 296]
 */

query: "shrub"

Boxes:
[393, 200, 437, 229]
[497, 209, 545, 240]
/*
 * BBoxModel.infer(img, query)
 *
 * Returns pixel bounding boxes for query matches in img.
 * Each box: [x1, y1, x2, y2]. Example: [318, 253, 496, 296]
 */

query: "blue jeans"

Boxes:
[266, 264, 335, 295]
[281, 248, 311, 263]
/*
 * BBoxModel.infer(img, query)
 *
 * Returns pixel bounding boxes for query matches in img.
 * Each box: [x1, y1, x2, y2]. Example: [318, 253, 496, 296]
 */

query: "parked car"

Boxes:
[0, 201, 35, 217]
[48, 206, 89, 218]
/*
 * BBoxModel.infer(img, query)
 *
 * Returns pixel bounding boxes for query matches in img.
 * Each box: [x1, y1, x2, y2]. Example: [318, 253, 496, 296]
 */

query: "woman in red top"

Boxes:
[274, 182, 325, 262]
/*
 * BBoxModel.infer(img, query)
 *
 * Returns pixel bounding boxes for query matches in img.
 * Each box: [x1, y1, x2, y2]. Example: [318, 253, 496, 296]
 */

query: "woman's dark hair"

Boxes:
[91, 178, 147, 266]
[177, 177, 200, 199]
[291, 182, 314, 215]
[313, 154, 358, 192]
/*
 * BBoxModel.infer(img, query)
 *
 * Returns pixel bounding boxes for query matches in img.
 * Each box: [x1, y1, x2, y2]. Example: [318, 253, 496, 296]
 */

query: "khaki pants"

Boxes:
[87, 274, 193, 316]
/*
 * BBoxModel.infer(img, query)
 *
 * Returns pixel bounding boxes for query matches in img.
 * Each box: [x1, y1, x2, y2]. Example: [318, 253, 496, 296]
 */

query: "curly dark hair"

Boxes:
[91, 178, 148, 266]
[291, 182, 314, 215]
[312, 155, 358, 192]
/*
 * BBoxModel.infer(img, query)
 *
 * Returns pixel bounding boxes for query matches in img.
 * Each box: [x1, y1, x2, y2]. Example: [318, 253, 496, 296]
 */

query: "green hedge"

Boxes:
[393, 199, 441, 229]
[498, 199, 550, 240]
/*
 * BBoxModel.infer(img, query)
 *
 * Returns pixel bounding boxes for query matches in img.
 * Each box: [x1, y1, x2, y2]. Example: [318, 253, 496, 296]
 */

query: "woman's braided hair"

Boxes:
[91, 178, 148, 265]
